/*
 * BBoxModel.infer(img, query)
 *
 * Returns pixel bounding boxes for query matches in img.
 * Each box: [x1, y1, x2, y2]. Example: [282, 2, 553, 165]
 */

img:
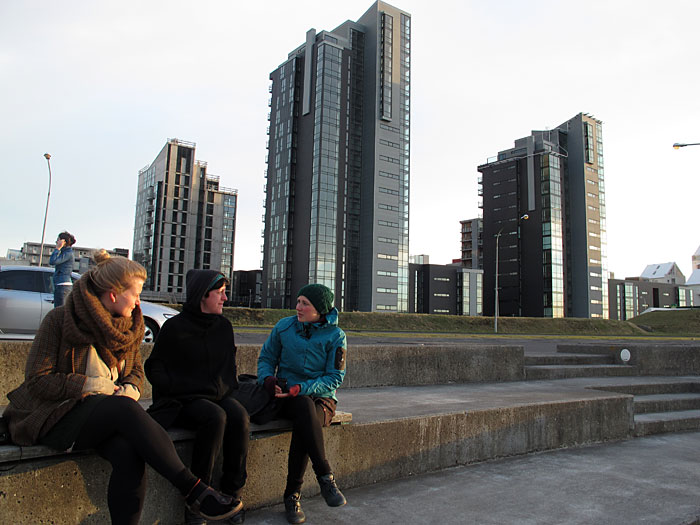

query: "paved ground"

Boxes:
[334, 375, 698, 424]
[244, 430, 700, 525]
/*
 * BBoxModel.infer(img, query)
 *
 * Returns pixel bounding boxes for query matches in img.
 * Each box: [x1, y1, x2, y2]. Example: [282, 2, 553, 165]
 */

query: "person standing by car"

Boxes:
[146, 270, 248, 525]
[258, 283, 347, 524]
[49, 231, 76, 307]
[4, 250, 241, 524]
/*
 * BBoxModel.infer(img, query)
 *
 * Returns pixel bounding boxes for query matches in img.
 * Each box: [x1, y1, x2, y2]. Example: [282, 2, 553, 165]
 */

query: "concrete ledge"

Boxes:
[557, 343, 700, 376]
[339, 344, 524, 387]
[0, 410, 353, 465]
[235, 343, 525, 387]
[0, 385, 630, 523]
[0, 342, 525, 400]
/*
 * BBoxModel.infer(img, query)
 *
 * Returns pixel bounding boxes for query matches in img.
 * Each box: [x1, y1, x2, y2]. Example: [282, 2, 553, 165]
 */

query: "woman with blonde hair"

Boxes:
[5, 250, 241, 524]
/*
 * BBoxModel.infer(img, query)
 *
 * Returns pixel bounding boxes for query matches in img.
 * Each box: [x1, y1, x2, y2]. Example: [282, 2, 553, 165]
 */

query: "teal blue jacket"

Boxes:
[257, 308, 346, 401]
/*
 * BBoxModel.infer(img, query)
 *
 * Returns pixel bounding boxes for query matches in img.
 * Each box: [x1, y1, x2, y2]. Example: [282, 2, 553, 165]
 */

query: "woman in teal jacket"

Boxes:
[258, 284, 347, 524]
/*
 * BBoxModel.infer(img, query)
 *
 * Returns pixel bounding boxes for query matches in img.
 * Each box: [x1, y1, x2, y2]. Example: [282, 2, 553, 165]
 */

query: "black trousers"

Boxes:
[175, 397, 250, 498]
[277, 395, 334, 497]
[73, 396, 197, 525]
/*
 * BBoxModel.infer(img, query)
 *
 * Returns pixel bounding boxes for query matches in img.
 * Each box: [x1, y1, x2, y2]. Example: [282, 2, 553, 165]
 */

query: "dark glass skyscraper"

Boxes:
[478, 113, 608, 318]
[262, 1, 410, 312]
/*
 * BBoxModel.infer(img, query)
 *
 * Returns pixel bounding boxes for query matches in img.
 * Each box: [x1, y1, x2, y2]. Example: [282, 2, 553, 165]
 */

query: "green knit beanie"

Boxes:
[297, 284, 334, 315]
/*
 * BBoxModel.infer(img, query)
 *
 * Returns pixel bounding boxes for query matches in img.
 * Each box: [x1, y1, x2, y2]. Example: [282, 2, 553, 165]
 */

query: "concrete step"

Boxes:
[594, 382, 700, 396]
[634, 409, 700, 437]
[633, 393, 700, 414]
[525, 364, 639, 380]
[525, 354, 612, 366]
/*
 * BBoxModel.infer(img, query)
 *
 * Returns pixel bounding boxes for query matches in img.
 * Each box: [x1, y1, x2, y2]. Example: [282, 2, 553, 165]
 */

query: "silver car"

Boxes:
[0, 265, 178, 343]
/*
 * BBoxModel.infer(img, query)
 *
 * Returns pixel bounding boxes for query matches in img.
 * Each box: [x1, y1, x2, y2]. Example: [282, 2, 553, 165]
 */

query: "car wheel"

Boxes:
[143, 318, 159, 343]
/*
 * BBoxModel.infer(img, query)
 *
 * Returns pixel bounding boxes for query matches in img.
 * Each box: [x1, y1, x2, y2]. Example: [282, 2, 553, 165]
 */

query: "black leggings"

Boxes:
[277, 396, 332, 496]
[175, 397, 249, 498]
[73, 396, 197, 525]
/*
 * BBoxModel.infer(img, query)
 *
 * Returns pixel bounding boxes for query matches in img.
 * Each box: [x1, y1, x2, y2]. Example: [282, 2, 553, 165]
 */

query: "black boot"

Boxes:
[284, 492, 306, 524]
[317, 473, 347, 507]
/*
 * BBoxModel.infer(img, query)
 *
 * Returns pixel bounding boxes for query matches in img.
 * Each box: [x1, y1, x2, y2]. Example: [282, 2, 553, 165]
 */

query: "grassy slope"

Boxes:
[629, 309, 700, 336]
[185, 307, 650, 336]
[159, 306, 700, 336]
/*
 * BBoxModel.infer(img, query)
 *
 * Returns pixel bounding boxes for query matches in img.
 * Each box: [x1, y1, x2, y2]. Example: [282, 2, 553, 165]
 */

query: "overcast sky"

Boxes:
[1, 0, 698, 281]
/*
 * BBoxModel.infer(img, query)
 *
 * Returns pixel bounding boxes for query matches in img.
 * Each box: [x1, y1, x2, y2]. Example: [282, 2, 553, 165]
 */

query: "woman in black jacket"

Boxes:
[146, 270, 248, 525]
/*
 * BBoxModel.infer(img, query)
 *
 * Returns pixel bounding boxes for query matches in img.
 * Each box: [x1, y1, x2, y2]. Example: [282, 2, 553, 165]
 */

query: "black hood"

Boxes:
[184, 269, 226, 314]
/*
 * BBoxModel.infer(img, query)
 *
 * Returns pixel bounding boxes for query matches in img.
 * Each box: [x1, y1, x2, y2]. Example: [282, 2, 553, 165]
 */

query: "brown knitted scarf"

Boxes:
[62, 276, 144, 368]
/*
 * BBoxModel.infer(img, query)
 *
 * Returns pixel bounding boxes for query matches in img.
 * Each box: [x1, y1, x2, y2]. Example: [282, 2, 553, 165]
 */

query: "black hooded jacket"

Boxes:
[145, 270, 238, 427]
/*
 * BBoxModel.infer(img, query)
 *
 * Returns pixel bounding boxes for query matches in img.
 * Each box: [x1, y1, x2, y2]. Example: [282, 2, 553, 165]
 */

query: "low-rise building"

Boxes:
[231, 270, 262, 308]
[608, 278, 694, 320]
[11, 242, 128, 273]
[640, 262, 686, 284]
[409, 262, 482, 316]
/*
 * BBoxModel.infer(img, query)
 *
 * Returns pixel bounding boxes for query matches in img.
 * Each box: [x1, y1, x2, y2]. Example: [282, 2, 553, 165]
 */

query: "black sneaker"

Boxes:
[284, 492, 306, 524]
[184, 508, 207, 525]
[185, 480, 242, 521]
[317, 473, 347, 507]
[227, 506, 246, 524]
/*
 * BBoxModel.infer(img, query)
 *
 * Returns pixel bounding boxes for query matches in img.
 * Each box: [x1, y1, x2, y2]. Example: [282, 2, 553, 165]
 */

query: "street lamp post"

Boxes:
[39, 153, 53, 267]
[673, 142, 700, 149]
[494, 214, 529, 334]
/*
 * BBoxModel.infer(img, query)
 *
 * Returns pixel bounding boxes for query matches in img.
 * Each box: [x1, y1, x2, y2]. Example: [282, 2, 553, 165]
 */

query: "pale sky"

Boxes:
[1, 0, 699, 281]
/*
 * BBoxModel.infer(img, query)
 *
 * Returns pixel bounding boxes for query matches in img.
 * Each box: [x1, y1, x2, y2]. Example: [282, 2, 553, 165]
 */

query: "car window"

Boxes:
[40, 271, 55, 294]
[0, 271, 43, 293]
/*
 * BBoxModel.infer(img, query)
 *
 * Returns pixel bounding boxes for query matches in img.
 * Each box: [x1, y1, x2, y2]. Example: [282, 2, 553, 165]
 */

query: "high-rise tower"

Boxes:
[478, 113, 608, 318]
[262, 1, 411, 312]
[133, 139, 237, 298]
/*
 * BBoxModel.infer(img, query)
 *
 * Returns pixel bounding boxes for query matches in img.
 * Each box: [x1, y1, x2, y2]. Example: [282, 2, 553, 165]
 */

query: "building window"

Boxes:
[376, 304, 397, 311]
[378, 237, 398, 244]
